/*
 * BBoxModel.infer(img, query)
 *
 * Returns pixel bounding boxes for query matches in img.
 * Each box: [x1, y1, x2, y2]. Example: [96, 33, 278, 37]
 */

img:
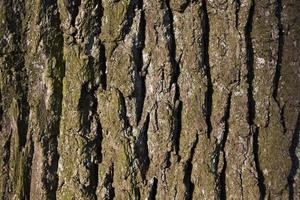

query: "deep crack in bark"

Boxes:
[183, 134, 199, 200]
[219, 93, 231, 200]
[245, 1, 266, 198]
[147, 177, 158, 200]
[201, 0, 213, 139]
[164, 0, 182, 156]
[272, 0, 284, 99]
[133, 0, 146, 125]
[288, 113, 300, 199]
[134, 113, 150, 181]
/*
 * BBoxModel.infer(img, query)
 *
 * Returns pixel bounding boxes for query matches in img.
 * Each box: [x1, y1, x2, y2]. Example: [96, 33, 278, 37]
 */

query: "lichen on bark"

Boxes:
[0, 0, 300, 199]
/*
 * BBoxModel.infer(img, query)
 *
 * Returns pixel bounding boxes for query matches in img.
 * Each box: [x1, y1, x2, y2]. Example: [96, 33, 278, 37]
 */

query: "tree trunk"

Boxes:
[0, 0, 299, 199]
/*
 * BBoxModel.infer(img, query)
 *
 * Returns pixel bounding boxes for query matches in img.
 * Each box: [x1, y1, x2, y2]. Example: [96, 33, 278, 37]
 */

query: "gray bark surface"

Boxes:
[0, 0, 300, 199]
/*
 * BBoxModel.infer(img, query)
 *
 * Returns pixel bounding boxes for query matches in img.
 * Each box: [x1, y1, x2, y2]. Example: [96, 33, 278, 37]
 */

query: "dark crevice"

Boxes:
[77, 36, 104, 199]
[99, 43, 107, 90]
[5, 0, 25, 39]
[38, 0, 66, 197]
[164, 0, 180, 88]
[235, 0, 241, 28]
[42, 74, 64, 199]
[133, 0, 146, 125]
[3, 1, 31, 199]
[71, 1, 105, 194]
[108, 0, 137, 56]
[172, 99, 182, 156]
[116, 90, 140, 198]
[23, 137, 34, 200]
[288, 113, 300, 199]
[253, 127, 266, 200]
[210, 93, 231, 199]
[279, 105, 287, 134]
[180, 0, 191, 13]
[162, 151, 172, 170]
[78, 82, 94, 135]
[15, 56, 30, 150]
[77, 84, 103, 198]
[183, 134, 199, 200]
[116, 89, 131, 131]
[272, 0, 284, 99]
[65, 0, 81, 27]
[218, 93, 231, 200]
[78, 59, 100, 131]
[245, 1, 266, 198]
[103, 163, 115, 200]
[134, 113, 150, 181]
[272, 0, 286, 135]
[87, 0, 107, 91]
[147, 177, 158, 200]
[272, 0, 287, 135]
[219, 151, 227, 200]
[116, 0, 137, 43]
[201, 0, 213, 139]
[94, 1, 107, 90]
[76, 1, 105, 197]
[164, 0, 182, 157]
[239, 173, 244, 199]
[82, 117, 102, 198]
[77, 77, 102, 198]
[245, 0, 256, 126]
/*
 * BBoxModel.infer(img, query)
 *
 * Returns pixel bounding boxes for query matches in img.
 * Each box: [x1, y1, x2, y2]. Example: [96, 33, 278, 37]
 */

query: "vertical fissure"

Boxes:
[272, 0, 286, 135]
[272, 0, 284, 100]
[65, 0, 81, 27]
[15, 57, 30, 151]
[244, 1, 266, 198]
[113, 0, 137, 51]
[288, 113, 300, 199]
[201, 0, 213, 139]
[133, 0, 146, 125]
[103, 163, 115, 200]
[172, 99, 182, 156]
[235, 0, 241, 28]
[219, 93, 231, 200]
[116, 89, 140, 199]
[164, 0, 180, 88]
[183, 134, 199, 200]
[211, 93, 231, 199]
[134, 113, 150, 181]
[99, 43, 107, 91]
[77, 80, 102, 197]
[245, 1, 255, 126]
[147, 177, 158, 200]
[253, 127, 266, 200]
[164, 0, 182, 156]
[6, 1, 32, 197]
[72, 0, 107, 197]
[23, 136, 34, 200]
[39, 1, 66, 197]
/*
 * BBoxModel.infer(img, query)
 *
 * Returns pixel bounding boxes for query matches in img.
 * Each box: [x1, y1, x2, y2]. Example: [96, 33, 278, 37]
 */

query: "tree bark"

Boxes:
[0, 0, 299, 199]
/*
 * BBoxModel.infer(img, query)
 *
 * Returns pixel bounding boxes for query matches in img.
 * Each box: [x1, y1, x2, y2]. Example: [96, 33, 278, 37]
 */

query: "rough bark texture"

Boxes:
[0, 0, 300, 199]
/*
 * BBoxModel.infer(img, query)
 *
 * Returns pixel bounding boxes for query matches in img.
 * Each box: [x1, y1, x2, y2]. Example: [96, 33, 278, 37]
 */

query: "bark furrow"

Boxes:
[0, 0, 299, 199]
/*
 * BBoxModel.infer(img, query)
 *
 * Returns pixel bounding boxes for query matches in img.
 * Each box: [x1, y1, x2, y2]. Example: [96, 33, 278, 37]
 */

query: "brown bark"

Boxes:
[0, 0, 299, 199]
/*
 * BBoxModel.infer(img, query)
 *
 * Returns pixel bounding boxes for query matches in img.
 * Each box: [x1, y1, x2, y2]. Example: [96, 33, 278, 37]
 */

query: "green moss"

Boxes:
[101, 0, 129, 41]
[59, 188, 74, 200]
